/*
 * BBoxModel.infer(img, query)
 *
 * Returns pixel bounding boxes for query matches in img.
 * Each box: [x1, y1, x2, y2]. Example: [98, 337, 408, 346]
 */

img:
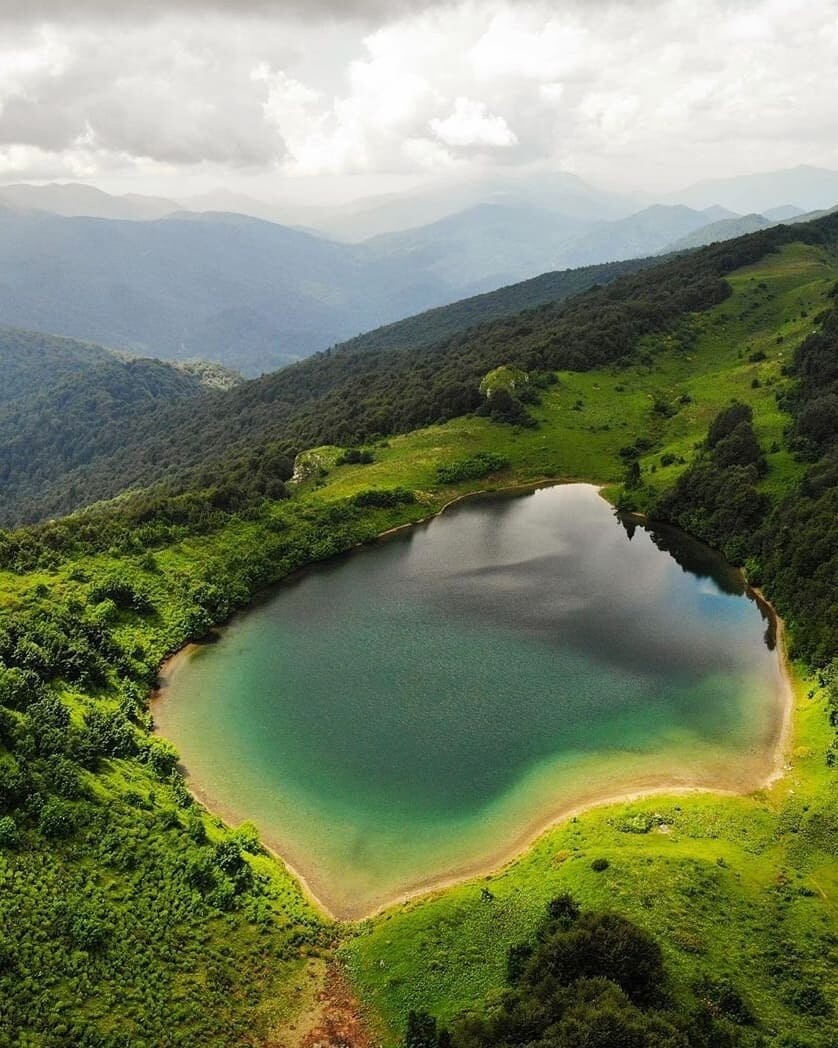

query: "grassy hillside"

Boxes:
[0, 236, 834, 1044]
[5, 214, 836, 528]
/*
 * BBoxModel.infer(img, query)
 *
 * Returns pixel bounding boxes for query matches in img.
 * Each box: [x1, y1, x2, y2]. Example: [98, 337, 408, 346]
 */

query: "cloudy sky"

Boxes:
[1, 0, 837, 203]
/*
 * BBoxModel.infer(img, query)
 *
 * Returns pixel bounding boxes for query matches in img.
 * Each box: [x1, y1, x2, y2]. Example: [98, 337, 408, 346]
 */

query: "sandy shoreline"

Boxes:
[151, 480, 797, 924]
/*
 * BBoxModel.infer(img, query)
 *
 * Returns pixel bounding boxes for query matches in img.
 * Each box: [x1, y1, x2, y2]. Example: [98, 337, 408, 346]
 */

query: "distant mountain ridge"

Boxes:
[2, 167, 837, 375]
[664, 164, 838, 213]
[0, 182, 181, 221]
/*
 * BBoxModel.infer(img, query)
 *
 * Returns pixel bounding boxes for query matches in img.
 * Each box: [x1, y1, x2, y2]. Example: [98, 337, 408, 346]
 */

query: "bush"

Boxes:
[695, 975, 754, 1024]
[591, 857, 610, 872]
[351, 487, 416, 509]
[337, 448, 375, 465]
[0, 814, 19, 848]
[144, 738, 180, 779]
[788, 983, 831, 1016]
[436, 452, 509, 484]
[546, 892, 581, 926]
[38, 797, 76, 839]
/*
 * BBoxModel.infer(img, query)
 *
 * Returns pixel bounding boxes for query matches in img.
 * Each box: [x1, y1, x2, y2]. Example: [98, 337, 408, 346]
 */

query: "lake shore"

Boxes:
[152, 479, 796, 924]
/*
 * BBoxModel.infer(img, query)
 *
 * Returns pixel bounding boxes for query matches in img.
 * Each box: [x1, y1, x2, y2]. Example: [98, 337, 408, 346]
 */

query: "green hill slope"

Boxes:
[0, 328, 242, 521]
[4, 215, 837, 527]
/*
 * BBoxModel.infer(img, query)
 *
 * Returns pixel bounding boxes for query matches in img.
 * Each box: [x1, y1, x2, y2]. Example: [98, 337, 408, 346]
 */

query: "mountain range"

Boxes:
[0, 165, 836, 375]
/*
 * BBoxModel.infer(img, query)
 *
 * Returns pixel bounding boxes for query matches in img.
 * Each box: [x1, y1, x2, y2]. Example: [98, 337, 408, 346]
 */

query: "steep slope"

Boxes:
[333, 255, 659, 357]
[3, 213, 836, 527]
[0, 328, 240, 518]
[663, 212, 775, 251]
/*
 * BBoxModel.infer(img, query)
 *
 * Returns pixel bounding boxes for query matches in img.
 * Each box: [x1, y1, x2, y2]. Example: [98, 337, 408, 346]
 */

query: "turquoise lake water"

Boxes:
[156, 484, 786, 917]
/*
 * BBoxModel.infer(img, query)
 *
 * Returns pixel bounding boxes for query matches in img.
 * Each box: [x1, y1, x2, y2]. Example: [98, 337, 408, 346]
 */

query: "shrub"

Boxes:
[436, 453, 509, 484]
[0, 814, 19, 848]
[352, 487, 416, 509]
[38, 797, 76, 839]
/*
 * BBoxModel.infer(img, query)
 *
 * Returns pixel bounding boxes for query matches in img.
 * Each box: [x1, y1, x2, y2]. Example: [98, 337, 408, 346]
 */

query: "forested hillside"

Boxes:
[331, 254, 658, 356]
[3, 214, 836, 527]
[0, 329, 240, 524]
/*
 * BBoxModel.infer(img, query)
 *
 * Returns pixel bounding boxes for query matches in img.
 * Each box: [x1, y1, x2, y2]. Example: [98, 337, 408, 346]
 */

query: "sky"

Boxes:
[1, 0, 837, 204]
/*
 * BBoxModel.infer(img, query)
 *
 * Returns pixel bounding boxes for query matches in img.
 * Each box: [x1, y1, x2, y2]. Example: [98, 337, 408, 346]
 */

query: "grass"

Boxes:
[312, 242, 836, 510]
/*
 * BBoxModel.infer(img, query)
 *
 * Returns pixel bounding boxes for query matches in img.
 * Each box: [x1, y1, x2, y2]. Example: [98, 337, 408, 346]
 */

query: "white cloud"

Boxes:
[0, 1, 837, 198]
[430, 96, 517, 148]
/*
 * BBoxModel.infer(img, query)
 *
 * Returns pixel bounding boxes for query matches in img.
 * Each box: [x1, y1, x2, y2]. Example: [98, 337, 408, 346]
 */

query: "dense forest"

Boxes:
[332, 254, 658, 357]
[4, 214, 837, 526]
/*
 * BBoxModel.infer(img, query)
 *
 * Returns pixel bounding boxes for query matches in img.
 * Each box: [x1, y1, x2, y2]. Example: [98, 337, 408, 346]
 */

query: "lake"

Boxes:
[155, 484, 787, 919]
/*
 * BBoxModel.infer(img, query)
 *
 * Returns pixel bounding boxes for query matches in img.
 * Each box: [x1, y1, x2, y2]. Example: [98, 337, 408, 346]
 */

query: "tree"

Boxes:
[405, 1010, 440, 1048]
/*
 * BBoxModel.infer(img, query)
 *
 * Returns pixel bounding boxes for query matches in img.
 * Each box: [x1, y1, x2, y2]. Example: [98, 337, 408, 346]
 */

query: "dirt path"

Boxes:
[293, 962, 378, 1048]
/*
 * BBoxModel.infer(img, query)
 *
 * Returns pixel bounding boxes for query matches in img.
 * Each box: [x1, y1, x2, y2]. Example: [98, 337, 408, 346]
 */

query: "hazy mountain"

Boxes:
[556, 204, 711, 267]
[0, 206, 464, 375]
[666, 164, 838, 214]
[308, 170, 636, 241]
[363, 203, 588, 293]
[363, 203, 727, 295]
[700, 205, 740, 222]
[0, 182, 180, 221]
[0, 196, 771, 377]
[663, 212, 775, 252]
[763, 204, 806, 221]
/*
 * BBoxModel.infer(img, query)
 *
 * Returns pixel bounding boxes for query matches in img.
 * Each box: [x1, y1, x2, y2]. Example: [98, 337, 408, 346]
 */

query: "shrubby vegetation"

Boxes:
[0, 492, 423, 1042]
[404, 897, 742, 1048]
[436, 452, 509, 484]
[0, 327, 238, 527]
[652, 292, 838, 667]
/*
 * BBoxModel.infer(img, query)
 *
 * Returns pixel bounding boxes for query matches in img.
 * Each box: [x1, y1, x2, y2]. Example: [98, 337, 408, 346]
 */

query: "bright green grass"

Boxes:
[313, 243, 836, 511]
[341, 668, 837, 1045]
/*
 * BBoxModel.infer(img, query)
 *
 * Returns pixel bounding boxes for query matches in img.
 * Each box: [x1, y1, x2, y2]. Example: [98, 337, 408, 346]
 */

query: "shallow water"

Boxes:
[155, 484, 786, 918]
